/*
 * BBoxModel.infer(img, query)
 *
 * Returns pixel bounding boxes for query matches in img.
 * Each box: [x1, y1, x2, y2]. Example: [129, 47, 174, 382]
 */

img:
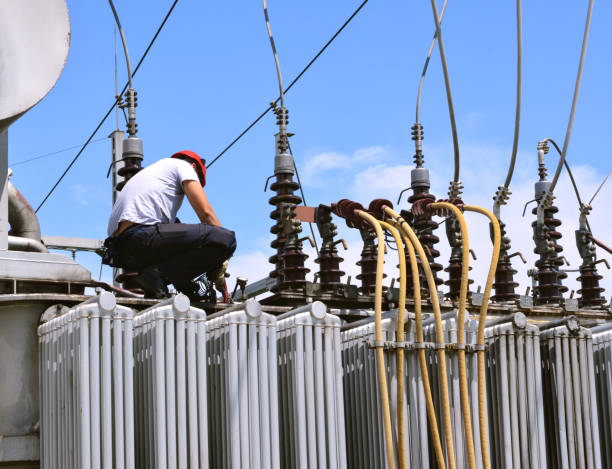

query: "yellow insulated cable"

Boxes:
[379, 220, 407, 469]
[356, 210, 396, 469]
[463, 205, 501, 469]
[384, 206, 456, 469]
[388, 219, 446, 469]
[430, 202, 476, 469]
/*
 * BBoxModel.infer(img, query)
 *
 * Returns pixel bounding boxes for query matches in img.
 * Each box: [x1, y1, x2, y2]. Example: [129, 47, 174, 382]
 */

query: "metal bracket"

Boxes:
[365, 339, 487, 353]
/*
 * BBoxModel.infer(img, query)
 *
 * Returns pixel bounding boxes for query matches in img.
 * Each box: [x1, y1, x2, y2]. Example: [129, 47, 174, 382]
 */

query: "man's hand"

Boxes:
[211, 260, 229, 292]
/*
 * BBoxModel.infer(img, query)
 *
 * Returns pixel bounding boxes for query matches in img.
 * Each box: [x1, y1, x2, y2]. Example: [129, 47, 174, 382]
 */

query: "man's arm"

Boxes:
[183, 180, 221, 226]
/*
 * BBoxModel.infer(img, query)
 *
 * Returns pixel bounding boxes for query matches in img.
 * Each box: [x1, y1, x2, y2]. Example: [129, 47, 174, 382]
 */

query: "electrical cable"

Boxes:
[262, 0, 285, 110]
[108, 0, 134, 89]
[589, 167, 612, 206]
[35, 0, 181, 213]
[428, 0, 460, 187]
[206, 0, 369, 169]
[356, 210, 396, 469]
[431, 202, 476, 469]
[10, 138, 106, 167]
[542, 0, 594, 205]
[542, 137, 591, 232]
[415, 0, 448, 124]
[500, 0, 523, 190]
[462, 205, 501, 469]
[379, 220, 408, 469]
[389, 217, 446, 469]
[385, 206, 455, 469]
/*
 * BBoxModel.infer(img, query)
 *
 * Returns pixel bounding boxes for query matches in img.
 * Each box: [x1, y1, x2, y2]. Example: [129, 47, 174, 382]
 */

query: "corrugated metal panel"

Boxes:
[341, 314, 429, 468]
[276, 303, 347, 469]
[540, 324, 601, 469]
[484, 316, 547, 469]
[423, 311, 482, 469]
[591, 323, 612, 464]
[133, 294, 208, 469]
[38, 292, 134, 469]
[206, 302, 280, 469]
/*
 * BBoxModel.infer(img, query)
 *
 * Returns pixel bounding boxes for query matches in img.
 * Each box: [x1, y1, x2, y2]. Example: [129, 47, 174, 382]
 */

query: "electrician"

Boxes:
[103, 151, 236, 301]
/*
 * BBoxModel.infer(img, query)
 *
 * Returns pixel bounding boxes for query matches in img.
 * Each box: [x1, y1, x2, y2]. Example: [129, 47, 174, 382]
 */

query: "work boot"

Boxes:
[175, 274, 217, 304]
[132, 267, 169, 299]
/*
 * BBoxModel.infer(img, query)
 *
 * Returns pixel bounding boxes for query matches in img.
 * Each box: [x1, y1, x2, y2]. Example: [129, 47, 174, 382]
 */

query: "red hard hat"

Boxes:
[171, 150, 207, 187]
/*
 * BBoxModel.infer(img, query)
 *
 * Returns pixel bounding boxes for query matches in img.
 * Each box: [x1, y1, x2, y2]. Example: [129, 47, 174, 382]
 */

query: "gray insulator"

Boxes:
[122, 136, 143, 160]
[274, 151, 294, 176]
[410, 167, 430, 190]
[534, 180, 551, 199]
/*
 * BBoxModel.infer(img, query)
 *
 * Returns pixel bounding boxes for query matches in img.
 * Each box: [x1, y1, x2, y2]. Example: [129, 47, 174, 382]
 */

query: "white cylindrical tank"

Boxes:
[0, 0, 71, 133]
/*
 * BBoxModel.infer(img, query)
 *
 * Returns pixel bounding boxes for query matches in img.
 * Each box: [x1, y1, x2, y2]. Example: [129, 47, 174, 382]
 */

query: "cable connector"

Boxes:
[411, 123, 424, 167]
[448, 180, 463, 198]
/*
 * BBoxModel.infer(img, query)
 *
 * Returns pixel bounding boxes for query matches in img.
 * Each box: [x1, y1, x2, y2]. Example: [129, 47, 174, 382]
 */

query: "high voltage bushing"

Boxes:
[491, 221, 519, 302]
[444, 215, 473, 300]
[575, 211, 606, 308]
[314, 204, 345, 291]
[331, 199, 381, 296]
[407, 168, 443, 296]
[267, 106, 309, 293]
[532, 204, 568, 305]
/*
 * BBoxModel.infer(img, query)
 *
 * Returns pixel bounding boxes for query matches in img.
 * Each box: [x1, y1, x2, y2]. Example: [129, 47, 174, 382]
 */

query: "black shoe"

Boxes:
[132, 267, 169, 299]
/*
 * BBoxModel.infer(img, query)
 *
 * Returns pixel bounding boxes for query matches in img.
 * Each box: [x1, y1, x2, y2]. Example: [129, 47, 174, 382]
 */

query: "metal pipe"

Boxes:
[7, 234, 48, 252]
[7, 180, 43, 241]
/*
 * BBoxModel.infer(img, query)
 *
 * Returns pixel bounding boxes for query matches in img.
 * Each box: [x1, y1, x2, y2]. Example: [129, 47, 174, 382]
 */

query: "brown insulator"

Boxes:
[444, 260, 474, 300]
[492, 255, 519, 302]
[577, 265, 606, 308]
[492, 221, 518, 302]
[532, 204, 567, 304]
[268, 170, 308, 292]
[406, 190, 443, 295]
[356, 240, 378, 296]
[315, 251, 345, 290]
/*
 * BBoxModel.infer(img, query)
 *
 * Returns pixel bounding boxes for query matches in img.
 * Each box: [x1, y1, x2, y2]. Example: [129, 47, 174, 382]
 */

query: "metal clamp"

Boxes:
[365, 339, 487, 353]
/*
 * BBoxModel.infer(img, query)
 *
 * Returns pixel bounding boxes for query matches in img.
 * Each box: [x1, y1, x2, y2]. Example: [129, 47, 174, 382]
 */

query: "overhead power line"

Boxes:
[10, 138, 106, 167]
[206, 0, 369, 169]
[35, 0, 181, 213]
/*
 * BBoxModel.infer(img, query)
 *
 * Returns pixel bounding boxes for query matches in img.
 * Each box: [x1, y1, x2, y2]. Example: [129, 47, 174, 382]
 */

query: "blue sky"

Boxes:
[7, 0, 612, 297]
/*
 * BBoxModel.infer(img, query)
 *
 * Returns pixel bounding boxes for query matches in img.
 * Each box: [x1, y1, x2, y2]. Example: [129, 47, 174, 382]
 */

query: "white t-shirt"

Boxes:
[107, 158, 200, 236]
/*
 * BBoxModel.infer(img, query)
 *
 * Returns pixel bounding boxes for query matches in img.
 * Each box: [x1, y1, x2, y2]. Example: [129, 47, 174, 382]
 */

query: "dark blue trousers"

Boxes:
[109, 223, 236, 289]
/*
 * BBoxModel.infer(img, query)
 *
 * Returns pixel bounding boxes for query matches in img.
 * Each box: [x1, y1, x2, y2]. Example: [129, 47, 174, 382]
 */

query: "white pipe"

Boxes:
[123, 316, 134, 469]
[228, 322, 240, 468]
[155, 317, 167, 468]
[268, 321, 281, 469]
[294, 323, 308, 467]
[258, 320, 271, 469]
[175, 316, 187, 469]
[113, 311, 125, 469]
[165, 316, 177, 469]
[238, 323, 250, 469]
[314, 324, 326, 468]
[333, 325, 347, 469]
[186, 319, 199, 468]
[101, 313, 112, 469]
[8, 234, 47, 252]
[79, 314, 92, 469]
[248, 318, 262, 468]
[303, 323, 317, 467]
[90, 315, 101, 469]
[196, 316, 208, 469]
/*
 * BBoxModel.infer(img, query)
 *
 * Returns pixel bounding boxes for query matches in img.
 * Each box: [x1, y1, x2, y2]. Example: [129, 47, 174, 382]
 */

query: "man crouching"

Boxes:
[103, 150, 236, 301]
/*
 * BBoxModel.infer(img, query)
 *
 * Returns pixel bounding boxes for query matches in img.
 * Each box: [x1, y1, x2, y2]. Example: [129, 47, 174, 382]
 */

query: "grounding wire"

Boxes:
[541, 0, 594, 207]
[429, 0, 460, 186]
[10, 138, 107, 167]
[35, 0, 181, 213]
[501, 0, 523, 190]
[588, 167, 612, 206]
[288, 142, 320, 256]
[415, 0, 448, 124]
[206, 0, 369, 169]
